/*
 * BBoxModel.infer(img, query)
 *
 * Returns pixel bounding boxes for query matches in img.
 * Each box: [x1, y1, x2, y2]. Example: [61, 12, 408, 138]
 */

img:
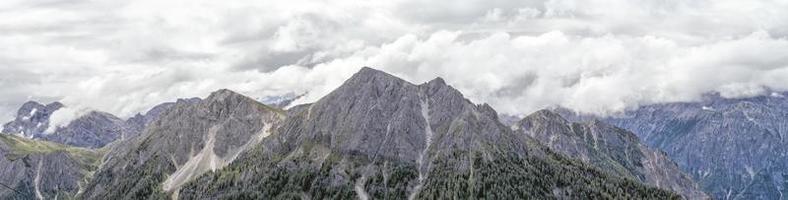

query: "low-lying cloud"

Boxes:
[1, 0, 788, 123]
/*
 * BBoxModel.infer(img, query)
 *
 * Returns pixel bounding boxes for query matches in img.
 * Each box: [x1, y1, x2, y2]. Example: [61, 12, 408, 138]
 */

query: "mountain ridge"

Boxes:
[178, 67, 678, 199]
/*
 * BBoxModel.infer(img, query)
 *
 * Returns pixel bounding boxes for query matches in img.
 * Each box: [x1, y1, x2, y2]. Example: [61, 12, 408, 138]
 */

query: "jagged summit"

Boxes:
[15, 101, 63, 120]
[337, 67, 416, 96]
[206, 88, 249, 101]
[345, 66, 408, 85]
[346, 67, 453, 91]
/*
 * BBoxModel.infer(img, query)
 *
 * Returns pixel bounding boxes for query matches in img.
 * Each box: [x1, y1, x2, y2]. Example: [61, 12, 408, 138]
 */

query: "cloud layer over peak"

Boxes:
[1, 0, 788, 122]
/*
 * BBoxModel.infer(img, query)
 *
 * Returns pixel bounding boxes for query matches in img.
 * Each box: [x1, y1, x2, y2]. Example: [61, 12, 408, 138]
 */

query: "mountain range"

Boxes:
[558, 92, 788, 200]
[2, 66, 782, 199]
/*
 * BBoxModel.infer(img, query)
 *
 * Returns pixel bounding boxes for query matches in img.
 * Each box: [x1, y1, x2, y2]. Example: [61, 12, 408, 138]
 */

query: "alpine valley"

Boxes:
[0, 67, 782, 200]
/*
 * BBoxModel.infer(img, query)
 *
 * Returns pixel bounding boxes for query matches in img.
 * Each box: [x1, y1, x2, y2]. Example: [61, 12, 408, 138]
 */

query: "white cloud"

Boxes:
[46, 106, 91, 133]
[1, 0, 788, 121]
[289, 30, 788, 116]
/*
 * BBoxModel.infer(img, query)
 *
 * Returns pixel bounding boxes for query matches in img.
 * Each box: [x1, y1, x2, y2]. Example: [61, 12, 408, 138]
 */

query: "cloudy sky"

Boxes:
[2, 0, 788, 124]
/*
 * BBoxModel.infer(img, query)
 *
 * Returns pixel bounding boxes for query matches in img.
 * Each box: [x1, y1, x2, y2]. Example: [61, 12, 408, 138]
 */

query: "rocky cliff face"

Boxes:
[0, 134, 101, 199]
[559, 92, 788, 200]
[517, 110, 708, 199]
[80, 90, 284, 200]
[178, 67, 678, 200]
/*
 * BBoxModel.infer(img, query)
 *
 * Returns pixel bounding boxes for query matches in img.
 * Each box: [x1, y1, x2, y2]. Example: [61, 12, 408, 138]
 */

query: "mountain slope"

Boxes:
[79, 90, 284, 200]
[0, 134, 101, 199]
[559, 92, 788, 200]
[516, 109, 708, 199]
[42, 111, 129, 149]
[179, 67, 679, 199]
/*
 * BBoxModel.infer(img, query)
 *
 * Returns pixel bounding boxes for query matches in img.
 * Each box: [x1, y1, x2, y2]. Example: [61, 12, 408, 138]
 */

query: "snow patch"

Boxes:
[701, 106, 715, 111]
[744, 165, 755, 179]
[22, 108, 37, 120]
[771, 92, 785, 98]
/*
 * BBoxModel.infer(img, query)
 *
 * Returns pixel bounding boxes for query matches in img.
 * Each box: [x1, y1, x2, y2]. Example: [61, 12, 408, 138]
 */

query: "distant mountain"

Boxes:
[3, 67, 686, 199]
[559, 92, 788, 200]
[177, 67, 677, 199]
[2, 101, 63, 138]
[0, 134, 101, 199]
[80, 90, 284, 199]
[2, 99, 199, 149]
[516, 109, 708, 199]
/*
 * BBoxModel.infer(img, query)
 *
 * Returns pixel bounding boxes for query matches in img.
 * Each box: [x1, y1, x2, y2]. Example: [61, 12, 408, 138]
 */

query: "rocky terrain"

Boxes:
[559, 92, 788, 199]
[516, 109, 708, 199]
[0, 134, 101, 199]
[79, 91, 285, 199]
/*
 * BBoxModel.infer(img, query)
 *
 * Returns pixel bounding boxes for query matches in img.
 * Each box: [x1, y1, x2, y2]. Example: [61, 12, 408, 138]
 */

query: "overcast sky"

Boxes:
[2, 0, 788, 125]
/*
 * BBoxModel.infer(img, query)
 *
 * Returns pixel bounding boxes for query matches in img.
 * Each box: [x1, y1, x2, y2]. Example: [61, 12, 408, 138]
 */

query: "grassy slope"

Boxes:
[0, 134, 102, 168]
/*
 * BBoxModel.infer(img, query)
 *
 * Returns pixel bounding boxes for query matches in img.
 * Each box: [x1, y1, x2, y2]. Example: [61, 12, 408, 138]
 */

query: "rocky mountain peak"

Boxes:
[524, 109, 569, 123]
[426, 77, 446, 86]
[206, 88, 246, 101]
[17, 101, 44, 113]
[341, 67, 412, 90]
[2, 101, 63, 138]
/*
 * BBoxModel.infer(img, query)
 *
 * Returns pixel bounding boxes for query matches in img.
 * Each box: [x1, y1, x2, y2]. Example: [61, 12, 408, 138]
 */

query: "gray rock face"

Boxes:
[80, 89, 284, 199]
[124, 98, 201, 140]
[559, 92, 788, 200]
[43, 111, 128, 149]
[517, 110, 708, 199]
[0, 134, 100, 199]
[179, 67, 678, 200]
[1, 101, 63, 138]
